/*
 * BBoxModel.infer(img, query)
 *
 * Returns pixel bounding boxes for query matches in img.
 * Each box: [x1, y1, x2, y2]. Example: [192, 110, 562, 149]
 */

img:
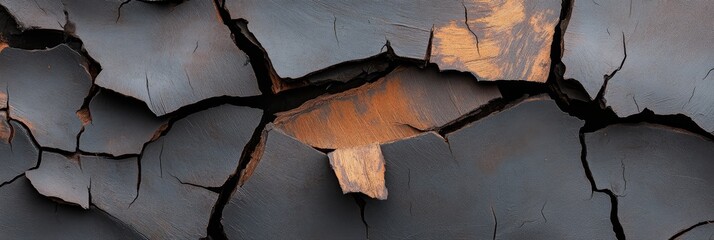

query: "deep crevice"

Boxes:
[213, 1, 273, 96]
[0, 172, 25, 189]
[205, 111, 272, 240]
[579, 130, 627, 240]
[594, 32, 627, 108]
[352, 193, 370, 239]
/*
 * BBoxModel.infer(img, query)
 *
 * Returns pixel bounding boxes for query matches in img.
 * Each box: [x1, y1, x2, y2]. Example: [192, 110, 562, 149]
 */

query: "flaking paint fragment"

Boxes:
[328, 144, 388, 200]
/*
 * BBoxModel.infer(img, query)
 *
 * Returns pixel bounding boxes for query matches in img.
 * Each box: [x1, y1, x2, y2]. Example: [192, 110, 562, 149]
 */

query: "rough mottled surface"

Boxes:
[25, 153, 139, 211]
[563, 0, 714, 133]
[26, 152, 89, 209]
[158, 105, 262, 188]
[223, 127, 366, 239]
[105, 105, 262, 239]
[586, 123, 714, 239]
[110, 136, 217, 239]
[328, 144, 388, 200]
[365, 98, 614, 239]
[0, 0, 65, 31]
[0, 177, 144, 239]
[81, 155, 139, 214]
[57, 0, 260, 115]
[25, 104, 261, 239]
[227, 0, 559, 83]
[0, 44, 92, 151]
[79, 89, 167, 156]
[274, 66, 500, 149]
[0, 119, 38, 184]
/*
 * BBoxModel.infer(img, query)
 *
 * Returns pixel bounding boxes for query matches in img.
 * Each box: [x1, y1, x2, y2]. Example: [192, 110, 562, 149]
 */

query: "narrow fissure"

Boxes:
[352, 193, 370, 239]
[670, 220, 714, 240]
[205, 112, 272, 240]
[594, 32, 627, 108]
[579, 130, 627, 240]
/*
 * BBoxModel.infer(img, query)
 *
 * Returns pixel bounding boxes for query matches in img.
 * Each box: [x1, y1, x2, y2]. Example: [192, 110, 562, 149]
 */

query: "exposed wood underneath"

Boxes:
[273, 66, 501, 149]
[328, 144, 388, 200]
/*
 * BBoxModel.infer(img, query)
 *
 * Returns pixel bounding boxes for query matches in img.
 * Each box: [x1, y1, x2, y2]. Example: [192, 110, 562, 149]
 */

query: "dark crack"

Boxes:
[0, 172, 25, 189]
[685, 86, 696, 108]
[632, 95, 639, 112]
[670, 220, 714, 240]
[595, 32, 627, 107]
[619, 158, 627, 196]
[462, 1, 480, 56]
[204, 108, 272, 240]
[437, 95, 527, 136]
[75, 85, 99, 153]
[491, 206, 497, 240]
[424, 25, 434, 64]
[579, 130, 627, 240]
[541, 201, 548, 223]
[116, 0, 132, 23]
[128, 152, 141, 208]
[183, 67, 195, 94]
[169, 173, 220, 194]
[144, 72, 152, 111]
[703, 68, 714, 80]
[333, 15, 339, 46]
[353, 194, 370, 239]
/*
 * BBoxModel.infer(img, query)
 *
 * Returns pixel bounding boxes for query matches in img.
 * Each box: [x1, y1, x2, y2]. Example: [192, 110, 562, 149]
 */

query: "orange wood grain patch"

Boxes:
[76, 108, 92, 126]
[431, 0, 559, 82]
[273, 66, 501, 149]
[328, 144, 387, 200]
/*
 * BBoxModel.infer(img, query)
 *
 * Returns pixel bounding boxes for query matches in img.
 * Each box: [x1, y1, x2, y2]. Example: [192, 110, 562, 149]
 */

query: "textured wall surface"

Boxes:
[0, 0, 712, 239]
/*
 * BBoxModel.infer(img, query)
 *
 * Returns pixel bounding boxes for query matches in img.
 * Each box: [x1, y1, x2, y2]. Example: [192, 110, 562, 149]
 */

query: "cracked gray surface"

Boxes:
[0, 176, 144, 239]
[563, 0, 714, 133]
[0, 0, 65, 31]
[223, 126, 366, 239]
[0, 44, 92, 151]
[1, 0, 261, 115]
[0, 0, 712, 239]
[0, 118, 38, 184]
[79, 89, 167, 156]
[363, 98, 614, 239]
[586, 123, 714, 239]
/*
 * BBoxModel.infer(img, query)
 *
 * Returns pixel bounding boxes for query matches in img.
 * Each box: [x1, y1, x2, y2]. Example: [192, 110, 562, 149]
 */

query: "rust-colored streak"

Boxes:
[273, 67, 500, 149]
[431, 0, 558, 82]
[0, 112, 10, 143]
[7, 106, 35, 133]
[76, 108, 92, 126]
[328, 144, 388, 200]
[0, 92, 6, 109]
[238, 125, 270, 186]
